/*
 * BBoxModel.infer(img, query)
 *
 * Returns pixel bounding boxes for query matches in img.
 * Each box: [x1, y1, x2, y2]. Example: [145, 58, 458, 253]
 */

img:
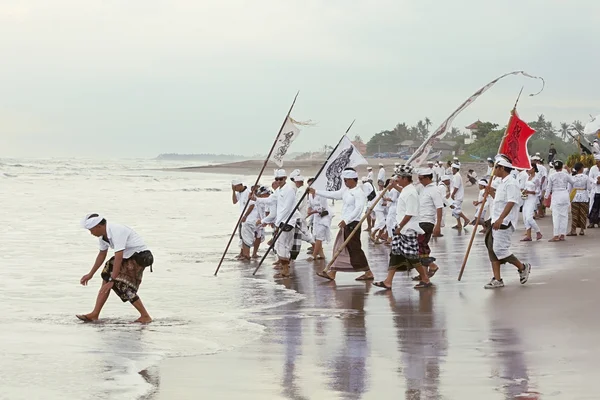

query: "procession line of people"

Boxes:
[229, 154, 534, 291]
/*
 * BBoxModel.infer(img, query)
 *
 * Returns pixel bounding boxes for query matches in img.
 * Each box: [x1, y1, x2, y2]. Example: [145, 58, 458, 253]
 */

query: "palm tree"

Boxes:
[559, 122, 569, 141]
[424, 117, 432, 133]
[354, 135, 363, 143]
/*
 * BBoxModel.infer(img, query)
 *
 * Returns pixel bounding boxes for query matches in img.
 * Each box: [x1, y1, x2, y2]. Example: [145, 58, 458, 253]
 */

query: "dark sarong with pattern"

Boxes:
[101, 255, 145, 303]
[571, 202, 589, 229]
[329, 221, 369, 272]
[417, 222, 436, 267]
[589, 194, 600, 224]
[389, 229, 421, 271]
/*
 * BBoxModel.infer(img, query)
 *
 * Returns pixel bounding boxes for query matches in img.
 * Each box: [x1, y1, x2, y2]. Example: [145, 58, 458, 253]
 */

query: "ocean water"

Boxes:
[0, 158, 304, 400]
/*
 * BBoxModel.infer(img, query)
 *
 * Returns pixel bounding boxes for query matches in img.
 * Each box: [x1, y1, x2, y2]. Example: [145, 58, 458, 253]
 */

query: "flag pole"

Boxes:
[252, 120, 356, 276]
[214, 91, 299, 276]
[457, 88, 524, 281]
[323, 186, 390, 272]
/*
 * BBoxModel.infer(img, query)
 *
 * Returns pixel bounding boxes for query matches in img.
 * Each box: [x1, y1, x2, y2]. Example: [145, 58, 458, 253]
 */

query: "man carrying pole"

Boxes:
[308, 167, 374, 282]
[373, 166, 433, 290]
[214, 92, 301, 276]
[259, 169, 300, 278]
[483, 155, 532, 289]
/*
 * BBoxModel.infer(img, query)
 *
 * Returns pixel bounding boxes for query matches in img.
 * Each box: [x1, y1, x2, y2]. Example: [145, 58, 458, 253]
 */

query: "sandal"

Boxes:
[579, 231, 585, 236]
[427, 268, 439, 278]
[76, 315, 95, 322]
[520, 237, 532, 242]
[536, 232, 543, 241]
[414, 281, 433, 289]
[316, 271, 334, 281]
[566, 232, 577, 237]
[273, 272, 291, 279]
[355, 274, 374, 281]
[373, 281, 392, 290]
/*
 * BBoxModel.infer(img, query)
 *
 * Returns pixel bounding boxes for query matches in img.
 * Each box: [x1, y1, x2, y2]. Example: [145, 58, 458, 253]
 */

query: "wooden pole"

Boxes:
[213, 91, 299, 276]
[457, 94, 523, 281]
[252, 120, 356, 276]
[323, 186, 390, 272]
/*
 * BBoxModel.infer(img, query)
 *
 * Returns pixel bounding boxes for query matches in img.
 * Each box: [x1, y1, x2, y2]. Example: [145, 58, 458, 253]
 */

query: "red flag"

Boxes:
[500, 110, 536, 170]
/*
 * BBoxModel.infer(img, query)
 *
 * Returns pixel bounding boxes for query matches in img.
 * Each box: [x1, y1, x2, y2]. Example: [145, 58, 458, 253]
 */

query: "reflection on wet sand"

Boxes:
[325, 285, 369, 399]
[489, 325, 540, 400]
[387, 289, 447, 399]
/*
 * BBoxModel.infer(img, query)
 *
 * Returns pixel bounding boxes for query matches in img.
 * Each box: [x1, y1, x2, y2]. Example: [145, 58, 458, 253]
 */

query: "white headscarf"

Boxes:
[342, 169, 359, 179]
[81, 213, 104, 229]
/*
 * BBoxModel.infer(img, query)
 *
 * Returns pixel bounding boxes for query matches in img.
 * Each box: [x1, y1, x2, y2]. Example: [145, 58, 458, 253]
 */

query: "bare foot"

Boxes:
[135, 316, 153, 324]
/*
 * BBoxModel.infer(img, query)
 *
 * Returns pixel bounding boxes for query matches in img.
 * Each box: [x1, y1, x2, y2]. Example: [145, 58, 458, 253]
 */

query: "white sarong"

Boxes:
[275, 229, 295, 260]
[550, 191, 570, 236]
[492, 225, 515, 260]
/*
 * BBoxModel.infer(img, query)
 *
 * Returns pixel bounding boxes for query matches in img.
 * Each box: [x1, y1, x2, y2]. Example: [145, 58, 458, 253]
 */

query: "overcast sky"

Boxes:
[0, 0, 598, 158]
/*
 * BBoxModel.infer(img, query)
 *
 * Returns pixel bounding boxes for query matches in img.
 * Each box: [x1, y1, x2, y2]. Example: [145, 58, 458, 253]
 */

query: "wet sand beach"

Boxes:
[154, 182, 600, 399]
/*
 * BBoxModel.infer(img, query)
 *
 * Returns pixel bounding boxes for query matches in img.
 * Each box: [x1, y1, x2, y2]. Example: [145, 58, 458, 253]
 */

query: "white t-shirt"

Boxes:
[452, 172, 464, 201]
[419, 183, 444, 225]
[99, 222, 148, 259]
[491, 176, 521, 226]
[235, 188, 250, 212]
[396, 184, 423, 234]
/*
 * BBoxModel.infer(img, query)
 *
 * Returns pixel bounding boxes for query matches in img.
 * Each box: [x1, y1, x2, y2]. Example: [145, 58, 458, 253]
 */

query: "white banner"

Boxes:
[270, 117, 300, 167]
[311, 135, 369, 191]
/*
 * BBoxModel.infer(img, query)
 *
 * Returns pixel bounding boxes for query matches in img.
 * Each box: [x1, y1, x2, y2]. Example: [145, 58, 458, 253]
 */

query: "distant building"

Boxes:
[397, 140, 457, 158]
[464, 121, 481, 145]
[352, 140, 367, 155]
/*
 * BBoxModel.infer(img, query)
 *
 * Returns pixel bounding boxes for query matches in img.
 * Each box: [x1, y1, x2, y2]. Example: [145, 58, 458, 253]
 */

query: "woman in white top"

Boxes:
[521, 166, 542, 241]
[544, 160, 575, 241]
[567, 162, 591, 236]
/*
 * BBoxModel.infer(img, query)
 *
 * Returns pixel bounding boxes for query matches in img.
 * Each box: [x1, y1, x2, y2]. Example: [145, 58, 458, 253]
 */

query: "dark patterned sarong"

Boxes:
[589, 194, 600, 224]
[571, 202, 589, 230]
[389, 229, 421, 271]
[101, 255, 145, 303]
[417, 222, 436, 267]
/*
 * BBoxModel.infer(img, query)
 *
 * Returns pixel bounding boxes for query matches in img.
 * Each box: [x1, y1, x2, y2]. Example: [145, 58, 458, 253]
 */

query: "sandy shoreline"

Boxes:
[150, 196, 599, 399]
[173, 158, 491, 179]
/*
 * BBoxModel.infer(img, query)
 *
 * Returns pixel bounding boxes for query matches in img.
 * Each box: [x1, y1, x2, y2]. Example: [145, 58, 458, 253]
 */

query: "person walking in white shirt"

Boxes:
[520, 166, 542, 242]
[260, 169, 301, 278]
[567, 162, 590, 236]
[374, 166, 433, 290]
[484, 155, 532, 289]
[310, 168, 374, 282]
[544, 160, 575, 242]
[411, 168, 444, 284]
[449, 163, 470, 229]
[587, 155, 600, 227]
[377, 163, 386, 189]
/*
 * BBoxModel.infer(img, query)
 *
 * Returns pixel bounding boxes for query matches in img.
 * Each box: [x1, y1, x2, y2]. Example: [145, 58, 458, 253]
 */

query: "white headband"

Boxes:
[595, 154, 600, 161]
[418, 168, 433, 176]
[274, 169, 287, 178]
[342, 169, 359, 179]
[451, 163, 460, 169]
[231, 179, 243, 186]
[441, 175, 451, 181]
[81, 213, 104, 230]
[478, 179, 488, 186]
[367, 167, 372, 170]
[293, 175, 304, 182]
[495, 155, 513, 168]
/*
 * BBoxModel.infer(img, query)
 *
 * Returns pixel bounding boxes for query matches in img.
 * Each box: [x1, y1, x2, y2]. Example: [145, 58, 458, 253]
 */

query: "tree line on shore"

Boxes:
[363, 115, 589, 162]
